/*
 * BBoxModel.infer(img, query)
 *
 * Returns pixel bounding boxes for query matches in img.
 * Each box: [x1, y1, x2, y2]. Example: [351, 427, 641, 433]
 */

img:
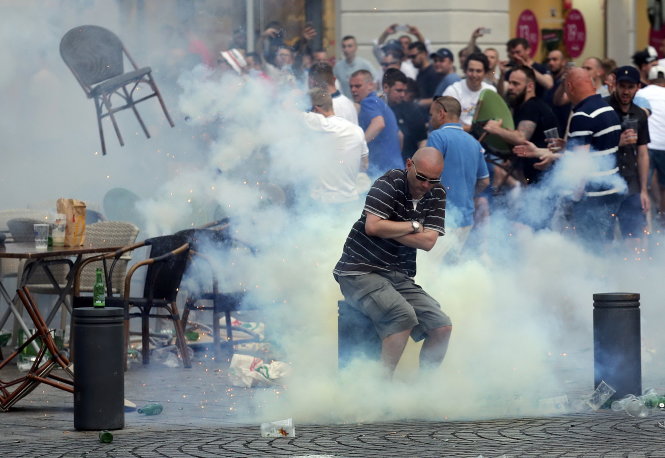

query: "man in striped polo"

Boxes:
[334, 147, 452, 377]
[515, 67, 624, 243]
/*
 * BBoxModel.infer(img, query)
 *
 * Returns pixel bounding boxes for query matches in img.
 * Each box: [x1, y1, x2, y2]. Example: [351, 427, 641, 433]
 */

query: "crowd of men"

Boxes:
[208, 23, 665, 375]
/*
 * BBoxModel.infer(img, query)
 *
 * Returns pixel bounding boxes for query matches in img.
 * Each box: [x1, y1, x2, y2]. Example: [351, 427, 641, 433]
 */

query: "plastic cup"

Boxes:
[33, 224, 49, 250]
[622, 118, 638, 144]
[586, 380, 616, 410]
[51, 214, 66, 246]
[544, 127, 559, 140]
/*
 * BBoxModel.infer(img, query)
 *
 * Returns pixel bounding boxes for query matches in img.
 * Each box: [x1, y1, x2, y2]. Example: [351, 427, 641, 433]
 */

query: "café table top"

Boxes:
[0, 242, 122, 259]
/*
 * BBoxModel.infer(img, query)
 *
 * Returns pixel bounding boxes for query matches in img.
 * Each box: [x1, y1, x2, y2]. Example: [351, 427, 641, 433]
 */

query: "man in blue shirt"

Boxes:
[426, 95, 489, 261]
[350, 69, 402, 177]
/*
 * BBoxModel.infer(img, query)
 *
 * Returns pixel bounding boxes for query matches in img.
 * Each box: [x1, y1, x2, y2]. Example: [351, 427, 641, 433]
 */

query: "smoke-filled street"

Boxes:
[2, 1, 665, 456]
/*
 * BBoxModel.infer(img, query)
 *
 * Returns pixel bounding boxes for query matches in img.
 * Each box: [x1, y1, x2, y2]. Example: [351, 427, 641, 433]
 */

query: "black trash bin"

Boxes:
[73, 307, 125, 430]
[338, 300, 381, 368]
[593, 292, 641, 400]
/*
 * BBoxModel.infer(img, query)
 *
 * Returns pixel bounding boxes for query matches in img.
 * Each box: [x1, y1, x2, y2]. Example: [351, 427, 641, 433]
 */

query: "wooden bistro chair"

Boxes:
[0, 287, 73, 411]
[85, 234, 192, 369]
[179, 225, 262, 362]
[59, 25, 175, 155]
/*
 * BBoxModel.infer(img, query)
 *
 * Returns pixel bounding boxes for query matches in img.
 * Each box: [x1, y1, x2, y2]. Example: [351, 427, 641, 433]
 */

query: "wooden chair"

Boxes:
[59, 25, 175, 155]
[0, 288, 73, 411]
[90, 234, 192, 369]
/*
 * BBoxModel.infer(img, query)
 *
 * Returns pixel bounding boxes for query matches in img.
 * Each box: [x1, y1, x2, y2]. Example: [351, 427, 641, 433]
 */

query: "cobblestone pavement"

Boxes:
[2, 361, 665, 457]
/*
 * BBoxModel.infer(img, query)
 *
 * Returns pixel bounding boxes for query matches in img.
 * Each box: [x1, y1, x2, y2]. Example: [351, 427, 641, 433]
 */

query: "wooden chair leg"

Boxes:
[102, 94, 125, 147]
[141, 309, 150, 365]
[149, 77, 175, 127]
[94, 97, 107, 155]
[123, 317, 130, 372]
[122, 86, 150, 138]
[169, 304, 191, 368]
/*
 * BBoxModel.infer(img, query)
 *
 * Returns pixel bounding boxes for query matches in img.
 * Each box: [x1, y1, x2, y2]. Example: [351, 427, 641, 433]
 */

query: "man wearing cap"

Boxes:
[604, 66, 651, 243]
[432, 48, 461, 97]
[637, 65, 665, 223]
[408, 41, 443, 107]
[632, 46, 659, 88]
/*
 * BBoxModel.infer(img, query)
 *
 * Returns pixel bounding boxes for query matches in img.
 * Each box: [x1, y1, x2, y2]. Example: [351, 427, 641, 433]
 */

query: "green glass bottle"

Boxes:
[93, 268, 105, 307]
[98, 430, 113, 443]
[643, 394, 665, 409]
[137, 402, 163, 415]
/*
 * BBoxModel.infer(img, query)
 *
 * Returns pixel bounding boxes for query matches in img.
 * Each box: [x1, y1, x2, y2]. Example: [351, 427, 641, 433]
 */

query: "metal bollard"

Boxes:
[593, 292, 641, 401]
[73, 307, 125, 430]
[338, 300, 381, 368]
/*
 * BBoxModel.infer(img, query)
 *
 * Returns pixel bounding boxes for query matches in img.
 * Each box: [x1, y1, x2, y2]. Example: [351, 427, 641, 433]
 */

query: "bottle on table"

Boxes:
[93, 268, 105, 308]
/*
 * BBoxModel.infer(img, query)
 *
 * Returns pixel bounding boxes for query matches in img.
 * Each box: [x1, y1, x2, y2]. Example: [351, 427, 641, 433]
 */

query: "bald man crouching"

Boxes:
[333, 147, 452, 377]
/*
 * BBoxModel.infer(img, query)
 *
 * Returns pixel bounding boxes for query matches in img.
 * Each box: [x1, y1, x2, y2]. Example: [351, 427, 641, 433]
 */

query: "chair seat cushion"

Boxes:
[89, 67, 152, 98]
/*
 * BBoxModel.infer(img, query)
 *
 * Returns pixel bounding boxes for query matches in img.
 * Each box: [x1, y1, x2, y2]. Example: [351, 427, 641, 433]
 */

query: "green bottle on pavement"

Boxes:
[137, 403, 163, 415]
[643, 394, 665, 409]
[98, 430, 113, 443]
[93, 268, 105, 307]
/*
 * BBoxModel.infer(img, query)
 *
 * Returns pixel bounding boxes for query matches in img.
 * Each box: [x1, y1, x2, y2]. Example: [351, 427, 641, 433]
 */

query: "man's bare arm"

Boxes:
[365, 116, 385, 143]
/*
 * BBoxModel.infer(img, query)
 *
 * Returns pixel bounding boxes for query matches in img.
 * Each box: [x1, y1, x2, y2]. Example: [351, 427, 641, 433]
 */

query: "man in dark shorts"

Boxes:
[334, 147, 452, 377]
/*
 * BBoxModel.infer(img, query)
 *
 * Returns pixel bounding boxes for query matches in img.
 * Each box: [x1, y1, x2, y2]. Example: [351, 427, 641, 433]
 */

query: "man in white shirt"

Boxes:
[442, 52, 497, 131]
[636, 65, 665, 222]
[303, 88, 369, 204]
[309, 61, 358, 125]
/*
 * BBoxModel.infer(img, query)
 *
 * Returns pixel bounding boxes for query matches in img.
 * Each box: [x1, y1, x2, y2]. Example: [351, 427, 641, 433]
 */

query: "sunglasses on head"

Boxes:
[411, 162, 440, 184]
[432, 95, 447, 111]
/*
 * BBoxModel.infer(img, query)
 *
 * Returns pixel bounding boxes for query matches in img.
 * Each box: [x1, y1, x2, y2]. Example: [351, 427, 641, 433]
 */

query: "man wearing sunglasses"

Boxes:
[426, 95, 489, 262]
[334, 147, 451, 378]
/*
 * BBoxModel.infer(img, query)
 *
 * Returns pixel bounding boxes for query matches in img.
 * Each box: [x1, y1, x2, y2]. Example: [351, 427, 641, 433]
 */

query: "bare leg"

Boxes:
[381, 328, 412, 377]
[419, 325, 452, 370]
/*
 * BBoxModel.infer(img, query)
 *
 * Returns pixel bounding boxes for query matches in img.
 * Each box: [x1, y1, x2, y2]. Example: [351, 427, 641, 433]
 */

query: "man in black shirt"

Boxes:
[382, 68, 428, 163]
[604, 66, 651, 242]
[334, 147, 451, 377]
[408, 41, 443, 109]
[483, 66, 558, 185]
[501, 37, 553, 99]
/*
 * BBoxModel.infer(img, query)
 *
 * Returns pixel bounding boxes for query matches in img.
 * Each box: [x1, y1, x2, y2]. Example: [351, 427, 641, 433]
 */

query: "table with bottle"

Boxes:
[0, 242, 123, 351]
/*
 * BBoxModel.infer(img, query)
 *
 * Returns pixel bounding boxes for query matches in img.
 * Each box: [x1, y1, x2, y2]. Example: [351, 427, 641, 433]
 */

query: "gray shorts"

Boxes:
[336, 271, 452, 342]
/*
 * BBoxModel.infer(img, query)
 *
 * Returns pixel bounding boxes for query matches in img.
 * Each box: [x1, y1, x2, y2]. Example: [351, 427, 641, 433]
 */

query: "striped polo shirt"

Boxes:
[567, 94, 623, 197]
[334, 169, 446, 278]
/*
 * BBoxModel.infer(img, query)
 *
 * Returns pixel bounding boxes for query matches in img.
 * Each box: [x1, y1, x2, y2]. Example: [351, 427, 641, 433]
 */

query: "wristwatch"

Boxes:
[411, 221, 420, 233]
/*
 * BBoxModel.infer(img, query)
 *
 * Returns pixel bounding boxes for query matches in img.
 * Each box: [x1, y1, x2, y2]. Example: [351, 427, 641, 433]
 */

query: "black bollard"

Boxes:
[593, 292, 641, 400]
[73, 307, 125, 430]
[338, 300, 381, 368]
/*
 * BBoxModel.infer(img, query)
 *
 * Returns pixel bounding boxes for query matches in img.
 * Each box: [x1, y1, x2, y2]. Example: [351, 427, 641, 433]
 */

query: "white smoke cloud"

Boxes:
[4, 0, 664, 426]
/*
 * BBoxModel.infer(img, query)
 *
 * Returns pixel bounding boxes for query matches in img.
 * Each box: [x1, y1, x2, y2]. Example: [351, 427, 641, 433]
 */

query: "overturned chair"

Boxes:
[60, 25, 175, 155]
